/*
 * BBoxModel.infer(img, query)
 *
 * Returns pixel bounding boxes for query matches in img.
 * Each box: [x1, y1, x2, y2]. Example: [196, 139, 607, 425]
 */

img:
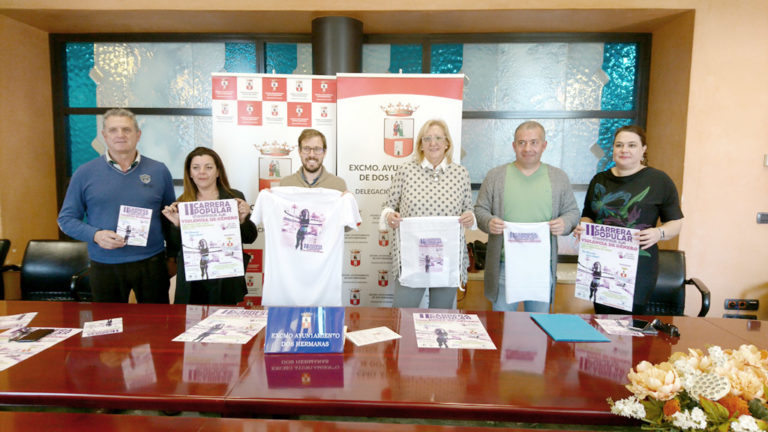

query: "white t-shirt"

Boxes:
[503, 222, 551, 304]
[398, 216, 461, 288]
[252, 187, 361, 306]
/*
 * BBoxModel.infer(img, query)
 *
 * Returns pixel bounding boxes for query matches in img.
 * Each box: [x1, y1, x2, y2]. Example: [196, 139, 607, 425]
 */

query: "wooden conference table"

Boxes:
[0, 300, 765, 425]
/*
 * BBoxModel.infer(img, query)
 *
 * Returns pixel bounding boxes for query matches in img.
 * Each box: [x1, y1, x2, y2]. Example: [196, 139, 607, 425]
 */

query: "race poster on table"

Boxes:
[178, 199, 243, 281]
[173, 308, 268, 344]
[412, 312, 496, 350]
[116, 205, 152, 246]
[575, 222, 639, 312]
[0, 327, 82, 372]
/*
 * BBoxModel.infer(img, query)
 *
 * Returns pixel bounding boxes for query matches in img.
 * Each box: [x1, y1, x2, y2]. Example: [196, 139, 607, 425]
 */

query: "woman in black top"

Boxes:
[162, 147, 257, 305]
[575, 125, 684, 314]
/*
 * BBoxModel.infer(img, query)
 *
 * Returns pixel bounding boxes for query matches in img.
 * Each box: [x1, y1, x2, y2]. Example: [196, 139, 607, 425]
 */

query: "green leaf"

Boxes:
[749, 398, 768, 421]
[700, 398, 730, 424]
[642, 399, 665, 423]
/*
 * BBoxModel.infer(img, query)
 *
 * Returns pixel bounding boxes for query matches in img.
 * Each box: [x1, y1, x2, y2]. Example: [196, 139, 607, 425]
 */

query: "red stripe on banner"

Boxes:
[337, 76, 464, 100]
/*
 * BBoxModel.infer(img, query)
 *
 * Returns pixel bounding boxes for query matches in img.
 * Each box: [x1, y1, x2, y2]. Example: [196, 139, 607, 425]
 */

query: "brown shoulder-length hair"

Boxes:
[177, 147, 234, 202]
[613, 125, 648, 165]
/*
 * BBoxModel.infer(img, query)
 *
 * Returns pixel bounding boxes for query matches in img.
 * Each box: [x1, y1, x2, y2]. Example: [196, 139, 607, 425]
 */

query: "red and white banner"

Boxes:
[336, 73, 464, 307]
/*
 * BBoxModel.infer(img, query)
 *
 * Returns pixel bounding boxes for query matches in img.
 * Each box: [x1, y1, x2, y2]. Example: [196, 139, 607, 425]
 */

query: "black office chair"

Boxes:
[0, 240, 91, 302]
[0, 239, 11, 300]
[646, 249, 710, 316]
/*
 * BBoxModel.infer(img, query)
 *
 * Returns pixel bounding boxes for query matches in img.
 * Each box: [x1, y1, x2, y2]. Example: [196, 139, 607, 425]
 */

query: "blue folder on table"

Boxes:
[531, 314, 610, 342]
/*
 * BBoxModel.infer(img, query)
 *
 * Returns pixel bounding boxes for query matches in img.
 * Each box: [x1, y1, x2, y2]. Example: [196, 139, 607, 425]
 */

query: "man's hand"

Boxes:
[548, 217, 566, 235]
[94, 230, 126, 249]
[489, 217, 505, 235]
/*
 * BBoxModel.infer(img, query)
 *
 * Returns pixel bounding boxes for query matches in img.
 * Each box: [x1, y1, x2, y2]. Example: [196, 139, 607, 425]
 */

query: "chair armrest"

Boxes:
[685, 277, 711, 317]
[70, 267, 90, 301]
[1, 264, 20, 273]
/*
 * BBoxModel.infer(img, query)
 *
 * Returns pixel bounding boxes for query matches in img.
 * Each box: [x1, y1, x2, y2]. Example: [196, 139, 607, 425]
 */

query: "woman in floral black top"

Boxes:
[575, 125, 684, 314]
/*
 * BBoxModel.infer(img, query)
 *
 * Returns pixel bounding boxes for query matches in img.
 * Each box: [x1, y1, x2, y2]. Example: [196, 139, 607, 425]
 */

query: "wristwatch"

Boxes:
[658, 227, 666, 240]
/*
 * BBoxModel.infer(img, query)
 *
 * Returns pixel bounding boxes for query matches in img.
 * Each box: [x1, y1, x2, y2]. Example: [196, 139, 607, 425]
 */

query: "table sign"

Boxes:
[264, 307, 345, 353]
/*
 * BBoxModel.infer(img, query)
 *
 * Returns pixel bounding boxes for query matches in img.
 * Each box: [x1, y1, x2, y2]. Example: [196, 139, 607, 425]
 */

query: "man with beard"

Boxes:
[280, 129, 347, 192]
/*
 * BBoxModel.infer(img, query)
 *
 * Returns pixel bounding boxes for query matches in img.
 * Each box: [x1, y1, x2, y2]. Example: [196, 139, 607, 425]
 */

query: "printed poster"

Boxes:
[116, 205, 151, 246]
[336, 73, 464, 307]
[412, 312, 496, 350]
[173, 308, 268, 344]
[575, 222, 639, 312]
[178, 199, 243, 281]
[0, 327, 82, 372]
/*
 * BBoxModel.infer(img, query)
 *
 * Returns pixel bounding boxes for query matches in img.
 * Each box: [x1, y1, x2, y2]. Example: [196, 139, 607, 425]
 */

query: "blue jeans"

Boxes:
[492, 265, 551, 313]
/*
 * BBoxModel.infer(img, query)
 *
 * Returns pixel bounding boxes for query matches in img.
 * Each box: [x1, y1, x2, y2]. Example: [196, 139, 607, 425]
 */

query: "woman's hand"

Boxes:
[235, 198, 251, 224]
[161, 202, 180, 227]
[459, 211, 475, 228]
[636, 227, 662, 250]
[386, 211, 403, 230]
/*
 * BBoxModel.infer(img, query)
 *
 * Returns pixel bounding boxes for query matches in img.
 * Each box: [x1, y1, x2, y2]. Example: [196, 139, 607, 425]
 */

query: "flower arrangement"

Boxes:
[608, 344, 768, 431]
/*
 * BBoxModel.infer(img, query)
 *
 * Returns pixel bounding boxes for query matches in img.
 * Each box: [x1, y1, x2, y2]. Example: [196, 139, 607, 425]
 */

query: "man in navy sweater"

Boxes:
[58, 109, 176, 303]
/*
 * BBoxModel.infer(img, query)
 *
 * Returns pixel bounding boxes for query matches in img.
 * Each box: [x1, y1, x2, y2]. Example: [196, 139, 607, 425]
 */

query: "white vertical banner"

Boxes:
[337, 73, 464, 307]
[211, 73, 338, 299]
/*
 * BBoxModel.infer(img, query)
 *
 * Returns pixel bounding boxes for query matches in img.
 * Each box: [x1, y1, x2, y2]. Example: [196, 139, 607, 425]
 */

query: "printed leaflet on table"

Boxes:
[172, 308, 268, 344]
[575, 222, 639, 312]
[346, 326, 401, 347]
[0, 327, 82, 372]
[0, 312, 37, 330]
[82, 317, 123, 338]
[412, 312, 496, 350]
[178, 198, 244, 282]
[116, 205, 152, 246]
[264, 307, 346, 353]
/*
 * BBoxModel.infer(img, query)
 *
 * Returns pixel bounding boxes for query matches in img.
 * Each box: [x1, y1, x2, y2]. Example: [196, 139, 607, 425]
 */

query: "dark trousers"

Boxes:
[89, 252, 169, 303]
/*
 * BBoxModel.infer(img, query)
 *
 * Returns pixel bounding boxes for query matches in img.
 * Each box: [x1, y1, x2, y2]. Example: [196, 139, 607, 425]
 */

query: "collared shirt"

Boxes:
[420, 157, 448, 172]
[105, 151, 141, 173]
[300, 166, 324, 186]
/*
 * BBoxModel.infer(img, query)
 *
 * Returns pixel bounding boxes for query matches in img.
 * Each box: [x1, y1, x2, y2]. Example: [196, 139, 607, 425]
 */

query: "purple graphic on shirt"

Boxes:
[281, 204, 325, 253]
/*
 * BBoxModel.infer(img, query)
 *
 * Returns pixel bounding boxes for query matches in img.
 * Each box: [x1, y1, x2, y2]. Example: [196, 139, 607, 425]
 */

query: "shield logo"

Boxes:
[321, 106, 327, 118]
[350, 289, 360, 306]
[350, 249, 361, 267]
[220, 78, 229, 89]
[139, 174, 151, 184]
[378, 232, 389, 247]
[271, 104, 279, 116]
[296, 80, 303, 92]
[320, 82, 328, 92]
[246, 79, 253, 90]
[221, 103, 229, 115]
[246, 104, 254, 114]
[378, 270, 388, 287]
[296, 105, 303, 116]
[301, 373, 311, 385]
[271, 80, 278, 90]
[384, 118, 414, 157]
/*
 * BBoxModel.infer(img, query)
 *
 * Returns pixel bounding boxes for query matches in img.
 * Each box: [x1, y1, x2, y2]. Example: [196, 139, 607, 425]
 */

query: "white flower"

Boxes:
[670, 407, 707, 430]
[610, 396, 645, 419]
[731, 415, 761, 432]
[674, 359, 702, 392]
[708, 346, 728, 368]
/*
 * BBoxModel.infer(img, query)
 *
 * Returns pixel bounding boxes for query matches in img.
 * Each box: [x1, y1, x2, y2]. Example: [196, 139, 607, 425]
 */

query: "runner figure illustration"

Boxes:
[435, 328, 448, 348]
